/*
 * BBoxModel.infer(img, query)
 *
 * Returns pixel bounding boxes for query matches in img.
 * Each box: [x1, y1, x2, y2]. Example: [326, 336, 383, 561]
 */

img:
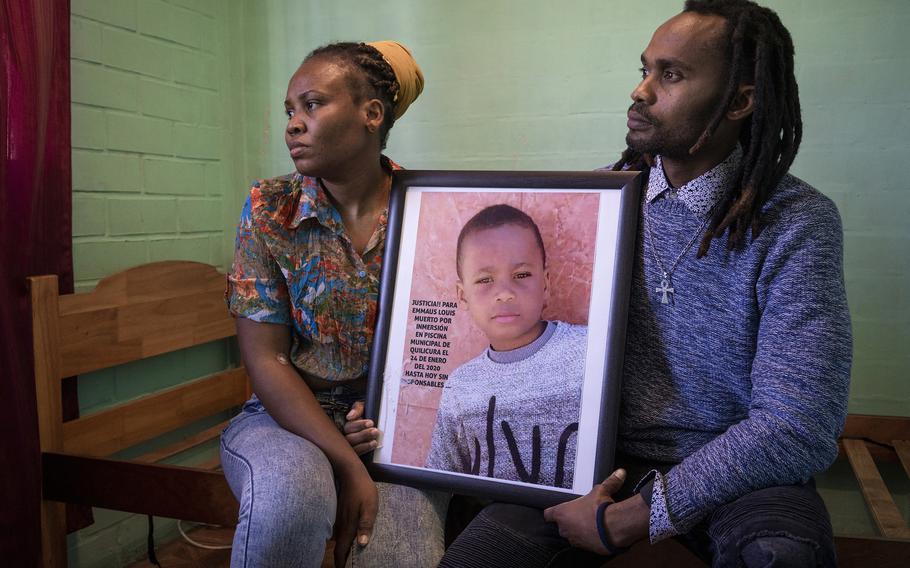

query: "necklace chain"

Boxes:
[644, 202, 714, 304]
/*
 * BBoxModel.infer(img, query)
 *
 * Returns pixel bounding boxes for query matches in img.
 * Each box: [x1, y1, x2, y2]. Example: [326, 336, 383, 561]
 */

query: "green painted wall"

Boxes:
[247, 0, 909, 416]
[70, 0, 239, 286]
[238, 0, 910, 541]
[68, 0, 908, 562]
[68, 0, 248, 564]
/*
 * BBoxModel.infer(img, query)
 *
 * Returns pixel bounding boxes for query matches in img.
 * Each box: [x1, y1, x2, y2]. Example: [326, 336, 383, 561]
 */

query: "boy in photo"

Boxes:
[424, 204, 588, 489]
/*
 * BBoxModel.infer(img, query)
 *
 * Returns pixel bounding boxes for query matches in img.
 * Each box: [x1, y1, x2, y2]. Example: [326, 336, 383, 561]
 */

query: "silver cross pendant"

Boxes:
[655, 276, 675, 305]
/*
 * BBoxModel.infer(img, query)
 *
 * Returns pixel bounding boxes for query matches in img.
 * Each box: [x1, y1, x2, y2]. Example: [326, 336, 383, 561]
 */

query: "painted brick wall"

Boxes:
[68, 0, 239, 565]
[782, 0, 910, 417]
[251, 0, 910, 417]
[243, 0, 909, 538]
[71, 0, 228, 292]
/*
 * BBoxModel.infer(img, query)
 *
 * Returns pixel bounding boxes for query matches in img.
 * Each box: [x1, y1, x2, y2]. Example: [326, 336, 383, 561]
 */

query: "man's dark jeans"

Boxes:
[440, 458, 836, 567]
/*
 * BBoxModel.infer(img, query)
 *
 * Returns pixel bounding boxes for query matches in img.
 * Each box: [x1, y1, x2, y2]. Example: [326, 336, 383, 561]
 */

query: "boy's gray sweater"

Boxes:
[621, 151, 852, 539]
[426, 322, 587, 489]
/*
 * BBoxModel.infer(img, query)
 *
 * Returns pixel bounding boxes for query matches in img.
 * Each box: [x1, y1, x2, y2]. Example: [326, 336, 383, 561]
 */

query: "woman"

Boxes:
[222, 41, 446, 568]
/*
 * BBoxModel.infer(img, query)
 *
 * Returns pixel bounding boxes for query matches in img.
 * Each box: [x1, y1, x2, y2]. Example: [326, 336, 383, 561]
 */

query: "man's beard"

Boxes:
[625, 102, 716, 160]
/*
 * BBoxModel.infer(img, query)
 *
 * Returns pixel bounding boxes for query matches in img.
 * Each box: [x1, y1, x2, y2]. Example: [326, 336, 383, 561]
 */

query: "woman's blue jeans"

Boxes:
[220, 399, 448, 567]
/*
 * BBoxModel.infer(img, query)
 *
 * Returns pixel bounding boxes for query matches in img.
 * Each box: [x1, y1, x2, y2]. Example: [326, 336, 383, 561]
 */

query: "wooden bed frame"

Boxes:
[30, 261, 910, 566]
[838, 414, 910, 541]
[31, 261, 247, 567]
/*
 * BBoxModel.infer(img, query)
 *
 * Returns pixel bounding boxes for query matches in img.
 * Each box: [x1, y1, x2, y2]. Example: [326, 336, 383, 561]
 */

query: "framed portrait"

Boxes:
[365, 170, 643, 508]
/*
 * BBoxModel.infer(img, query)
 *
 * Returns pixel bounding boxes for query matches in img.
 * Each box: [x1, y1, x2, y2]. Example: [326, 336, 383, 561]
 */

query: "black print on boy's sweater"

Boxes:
[425, 322, 586, 489]
[459, 395, 579, 488]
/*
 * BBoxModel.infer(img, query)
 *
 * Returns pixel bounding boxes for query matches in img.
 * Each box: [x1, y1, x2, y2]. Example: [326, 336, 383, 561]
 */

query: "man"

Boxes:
[438, 0, 851, 566]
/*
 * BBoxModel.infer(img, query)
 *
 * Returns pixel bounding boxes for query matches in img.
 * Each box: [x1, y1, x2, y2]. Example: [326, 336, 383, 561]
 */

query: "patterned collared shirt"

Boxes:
[646, 145, 743, 217]
[226, 159, 399, 384]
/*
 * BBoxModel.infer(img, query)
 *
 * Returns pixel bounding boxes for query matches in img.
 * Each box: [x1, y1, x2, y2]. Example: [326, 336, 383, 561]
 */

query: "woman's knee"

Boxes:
[377, 483, 449, 524]
[353, 484, 449, 568]
[221, 412, 337, 525]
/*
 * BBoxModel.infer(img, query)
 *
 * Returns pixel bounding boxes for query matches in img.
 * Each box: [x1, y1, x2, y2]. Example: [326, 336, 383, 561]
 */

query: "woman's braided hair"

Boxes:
[305, 42, 401, 149]
[613, 0, 802, 257]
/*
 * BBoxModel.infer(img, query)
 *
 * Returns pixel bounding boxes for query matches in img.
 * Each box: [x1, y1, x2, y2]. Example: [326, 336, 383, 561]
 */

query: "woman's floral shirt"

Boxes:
[226, 160, 398, 384]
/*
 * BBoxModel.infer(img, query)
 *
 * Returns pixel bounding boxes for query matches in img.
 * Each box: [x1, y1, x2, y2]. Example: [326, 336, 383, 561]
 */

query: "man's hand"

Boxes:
[344, 401, 380, 455]
[543, 469, 649, 555]
[333, 464, 379, 567]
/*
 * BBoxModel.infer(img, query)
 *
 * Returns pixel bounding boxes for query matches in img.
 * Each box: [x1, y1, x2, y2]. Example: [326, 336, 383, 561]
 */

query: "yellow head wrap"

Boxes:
[367, 41, 424, 120]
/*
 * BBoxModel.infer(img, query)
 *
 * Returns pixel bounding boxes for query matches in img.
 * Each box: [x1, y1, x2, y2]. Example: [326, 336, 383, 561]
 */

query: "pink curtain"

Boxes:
[0, 0, 73, 561]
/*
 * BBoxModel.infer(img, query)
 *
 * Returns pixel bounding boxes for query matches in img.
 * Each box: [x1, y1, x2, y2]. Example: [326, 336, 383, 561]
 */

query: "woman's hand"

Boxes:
[334, 463, 379, 567]
[344, 401, 381, 455]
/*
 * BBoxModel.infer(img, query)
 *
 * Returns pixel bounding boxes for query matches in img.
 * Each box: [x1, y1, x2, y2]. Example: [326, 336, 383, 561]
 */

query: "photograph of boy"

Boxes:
[424, 204, 588, 489]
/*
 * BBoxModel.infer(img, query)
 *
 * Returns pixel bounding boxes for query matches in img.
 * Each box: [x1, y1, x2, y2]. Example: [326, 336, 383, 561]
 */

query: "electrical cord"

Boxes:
[177, 520, 233, 550]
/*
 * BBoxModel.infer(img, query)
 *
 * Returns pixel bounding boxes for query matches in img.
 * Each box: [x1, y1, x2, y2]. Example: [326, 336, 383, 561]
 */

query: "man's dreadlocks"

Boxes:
[613, 0, 802, 257]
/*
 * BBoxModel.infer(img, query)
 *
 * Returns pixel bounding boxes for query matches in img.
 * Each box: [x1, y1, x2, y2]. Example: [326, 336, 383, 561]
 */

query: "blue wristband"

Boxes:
[595, 501, 628, 556]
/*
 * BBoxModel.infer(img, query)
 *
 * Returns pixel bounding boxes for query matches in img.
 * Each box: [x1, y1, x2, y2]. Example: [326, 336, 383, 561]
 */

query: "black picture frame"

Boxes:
[365, 170, 643, 508]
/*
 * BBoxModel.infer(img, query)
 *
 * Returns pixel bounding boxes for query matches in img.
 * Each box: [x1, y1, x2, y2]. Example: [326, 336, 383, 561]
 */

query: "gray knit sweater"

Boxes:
[620, 149, 852, 540]
[425, 322, 587, 489]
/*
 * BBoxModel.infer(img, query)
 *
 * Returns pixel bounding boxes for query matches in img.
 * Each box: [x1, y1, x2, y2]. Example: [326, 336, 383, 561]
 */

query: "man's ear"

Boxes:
[364, 98, 384, 133]
[727, 84, 755, 122]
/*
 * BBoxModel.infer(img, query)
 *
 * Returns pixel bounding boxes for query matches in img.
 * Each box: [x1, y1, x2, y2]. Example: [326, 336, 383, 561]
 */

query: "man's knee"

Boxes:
[481, 503, 537, 522]
[737, 532, 827, 568]
[707, 483, 836, 567]
[440, 503, 567, 568]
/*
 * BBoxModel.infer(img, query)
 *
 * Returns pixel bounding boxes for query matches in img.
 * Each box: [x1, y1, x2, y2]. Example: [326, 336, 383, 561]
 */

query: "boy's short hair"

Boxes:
[456, 204, 546, 278]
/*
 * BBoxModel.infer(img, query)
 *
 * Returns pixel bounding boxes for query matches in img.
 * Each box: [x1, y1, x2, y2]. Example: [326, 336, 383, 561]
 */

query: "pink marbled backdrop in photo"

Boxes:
[390, 191, 600, 466]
